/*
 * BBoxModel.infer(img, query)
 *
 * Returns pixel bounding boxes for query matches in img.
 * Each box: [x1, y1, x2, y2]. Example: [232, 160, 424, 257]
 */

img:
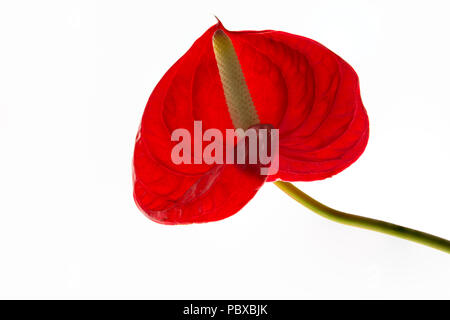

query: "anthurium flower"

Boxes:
[133, 20, 450, 254]
[133, 21, 368, 224]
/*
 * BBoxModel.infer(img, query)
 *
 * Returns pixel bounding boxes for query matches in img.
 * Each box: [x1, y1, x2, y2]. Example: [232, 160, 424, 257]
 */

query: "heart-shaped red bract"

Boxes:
[133, 22, 369, 224]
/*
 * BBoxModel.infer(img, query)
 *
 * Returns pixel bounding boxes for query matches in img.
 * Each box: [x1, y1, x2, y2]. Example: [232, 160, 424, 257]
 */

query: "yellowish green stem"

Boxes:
[274, 181, 450, 254]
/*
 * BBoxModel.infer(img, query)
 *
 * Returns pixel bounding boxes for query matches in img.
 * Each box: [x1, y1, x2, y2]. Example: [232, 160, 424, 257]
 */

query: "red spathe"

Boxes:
[133, 22, 369, 224]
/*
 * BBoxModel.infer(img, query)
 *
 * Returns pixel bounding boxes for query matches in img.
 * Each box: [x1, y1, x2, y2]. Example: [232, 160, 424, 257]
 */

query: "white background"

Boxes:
[1, 0, 449, 299]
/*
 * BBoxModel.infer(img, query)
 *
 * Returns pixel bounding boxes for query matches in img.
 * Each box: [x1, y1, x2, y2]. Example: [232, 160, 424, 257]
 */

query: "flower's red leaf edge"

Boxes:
[133, 23, 369, 224]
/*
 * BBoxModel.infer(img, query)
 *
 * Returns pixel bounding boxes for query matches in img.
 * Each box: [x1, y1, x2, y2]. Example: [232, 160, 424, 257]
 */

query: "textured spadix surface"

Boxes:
[133, 22, 369, 224]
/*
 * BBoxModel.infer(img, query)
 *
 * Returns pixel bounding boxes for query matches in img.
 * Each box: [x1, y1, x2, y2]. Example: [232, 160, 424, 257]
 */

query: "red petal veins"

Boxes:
[227, 30, 369, 181]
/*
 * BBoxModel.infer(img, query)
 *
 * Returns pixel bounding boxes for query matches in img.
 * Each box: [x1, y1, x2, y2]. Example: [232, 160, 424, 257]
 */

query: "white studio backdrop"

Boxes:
[0, 0, 449, 299]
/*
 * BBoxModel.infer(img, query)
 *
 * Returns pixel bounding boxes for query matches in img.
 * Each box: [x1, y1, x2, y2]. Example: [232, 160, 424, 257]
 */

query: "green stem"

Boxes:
[274, 181, 450, 254]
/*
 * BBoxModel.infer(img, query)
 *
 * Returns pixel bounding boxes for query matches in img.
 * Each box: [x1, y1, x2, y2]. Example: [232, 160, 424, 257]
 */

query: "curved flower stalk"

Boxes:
[274, 181, 450, 253]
